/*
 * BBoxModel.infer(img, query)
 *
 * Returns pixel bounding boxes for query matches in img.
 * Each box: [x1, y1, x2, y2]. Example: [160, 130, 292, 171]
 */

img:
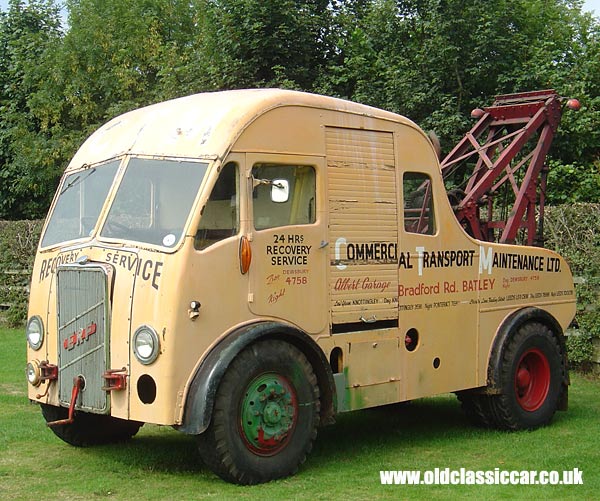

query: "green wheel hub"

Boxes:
[239, 373, 298, 456]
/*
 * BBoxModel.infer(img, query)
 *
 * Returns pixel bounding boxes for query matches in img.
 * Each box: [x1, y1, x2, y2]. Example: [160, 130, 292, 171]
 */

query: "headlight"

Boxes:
[26, 316, 44, 351]
[133, 325, 160, 365]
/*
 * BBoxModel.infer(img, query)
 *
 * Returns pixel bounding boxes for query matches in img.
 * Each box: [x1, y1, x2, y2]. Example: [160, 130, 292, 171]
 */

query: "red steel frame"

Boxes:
[440, 90, 565, 246]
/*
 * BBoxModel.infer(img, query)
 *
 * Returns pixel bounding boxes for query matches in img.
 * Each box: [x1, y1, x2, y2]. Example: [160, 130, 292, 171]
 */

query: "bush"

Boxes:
[566, 331, 595, 371]
[0, 220, 43, 327]
[545, 204, 600, 369]
[0, 220, 43, 269]
[546, 161, 600, 206]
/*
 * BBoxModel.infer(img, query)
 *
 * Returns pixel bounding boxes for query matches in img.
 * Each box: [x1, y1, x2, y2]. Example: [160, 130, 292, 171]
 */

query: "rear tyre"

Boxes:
[41, 404, 142, 446]
[197, 339, 320, 484]
[491, 322, 564, 430]
[458, 322, 565, 430]
[455, 391, 494, 428]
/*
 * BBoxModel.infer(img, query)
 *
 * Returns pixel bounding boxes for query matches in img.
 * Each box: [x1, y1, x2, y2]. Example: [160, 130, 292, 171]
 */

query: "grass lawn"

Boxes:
[2, 326, 599, 500]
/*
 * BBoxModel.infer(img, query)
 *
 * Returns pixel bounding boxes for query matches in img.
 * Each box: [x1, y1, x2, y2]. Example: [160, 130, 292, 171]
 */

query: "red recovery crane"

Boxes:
[440, 89, 580, 246]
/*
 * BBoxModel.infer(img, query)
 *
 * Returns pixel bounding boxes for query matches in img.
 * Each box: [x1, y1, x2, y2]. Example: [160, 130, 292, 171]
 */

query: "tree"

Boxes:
[195, 0, 336, 91]
[0, 0, 63, 219]
[320, 0, 599, 203]
[0, 0, 597, 219]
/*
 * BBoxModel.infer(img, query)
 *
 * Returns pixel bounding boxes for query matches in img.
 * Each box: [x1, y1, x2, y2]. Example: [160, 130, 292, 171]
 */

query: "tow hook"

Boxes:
[102, 368, 128, 391]
[46, 376, 84, 427]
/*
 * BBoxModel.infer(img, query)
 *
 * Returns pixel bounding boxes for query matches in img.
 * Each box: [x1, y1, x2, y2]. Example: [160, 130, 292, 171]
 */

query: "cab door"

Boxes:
[245, 153, 328, 334]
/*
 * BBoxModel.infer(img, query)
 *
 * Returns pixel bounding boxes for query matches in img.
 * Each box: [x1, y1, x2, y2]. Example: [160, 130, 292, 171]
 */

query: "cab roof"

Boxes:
[66, 89, 415, 172]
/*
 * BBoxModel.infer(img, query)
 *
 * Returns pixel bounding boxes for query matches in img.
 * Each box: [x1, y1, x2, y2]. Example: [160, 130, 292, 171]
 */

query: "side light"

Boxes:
[26, 361, 42, 386]
[133, 325, 160, 365]
[26, 316, 44, 351]
[239, 235, 252, 274]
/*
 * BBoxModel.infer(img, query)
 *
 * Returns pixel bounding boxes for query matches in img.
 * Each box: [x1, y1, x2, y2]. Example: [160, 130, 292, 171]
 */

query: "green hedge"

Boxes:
[0, 220, 44, 327]
[545, 203, 600, 369]
[1, 205, 599, 366]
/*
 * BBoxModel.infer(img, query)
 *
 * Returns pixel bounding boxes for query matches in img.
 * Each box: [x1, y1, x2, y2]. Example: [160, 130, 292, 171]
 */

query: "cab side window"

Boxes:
[403, 172, 435, 235]
[195, 162, 239, 250]
[252, 163, 316, 230]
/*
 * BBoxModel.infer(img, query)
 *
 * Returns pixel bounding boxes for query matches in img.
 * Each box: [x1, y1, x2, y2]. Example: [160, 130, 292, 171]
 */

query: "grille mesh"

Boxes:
[57, 266, 109, 412]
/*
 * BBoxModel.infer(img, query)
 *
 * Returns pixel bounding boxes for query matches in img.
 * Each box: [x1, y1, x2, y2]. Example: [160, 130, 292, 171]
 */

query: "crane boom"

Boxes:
[440, 89, 579, 246]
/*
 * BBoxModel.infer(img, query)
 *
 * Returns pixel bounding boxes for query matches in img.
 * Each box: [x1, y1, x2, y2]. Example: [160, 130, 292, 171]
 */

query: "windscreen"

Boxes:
[100, 157, 208, 247]
[41, 160, 121, 248]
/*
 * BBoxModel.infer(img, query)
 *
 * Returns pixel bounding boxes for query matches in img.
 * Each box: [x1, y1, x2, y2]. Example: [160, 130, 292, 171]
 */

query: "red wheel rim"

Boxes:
[514, 348, 550, 411]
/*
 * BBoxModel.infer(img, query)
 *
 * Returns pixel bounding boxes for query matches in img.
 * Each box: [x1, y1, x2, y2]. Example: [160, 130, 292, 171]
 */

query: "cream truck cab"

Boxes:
[26, 89, 576, 484]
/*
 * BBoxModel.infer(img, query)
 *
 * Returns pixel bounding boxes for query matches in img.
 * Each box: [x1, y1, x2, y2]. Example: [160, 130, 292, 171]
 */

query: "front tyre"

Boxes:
[492, 322, 565, 430]
[197, 339, 320, 484]
[41, 404, 142, 446]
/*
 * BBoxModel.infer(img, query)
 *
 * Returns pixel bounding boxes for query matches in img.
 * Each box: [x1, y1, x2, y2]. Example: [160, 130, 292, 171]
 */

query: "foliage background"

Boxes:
[545, 204, 600, 367]
[0, 0, 599, 219]
[0, 219, 42, 325]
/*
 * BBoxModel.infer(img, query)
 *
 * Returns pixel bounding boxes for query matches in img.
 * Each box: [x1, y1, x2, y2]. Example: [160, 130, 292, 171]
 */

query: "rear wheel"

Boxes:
[455, 391, 494, 427]
[458, 322, 565, 430]
[492, 322, 564, 429]
[41, 404, 142, 446]
[197, 339, 320, 484]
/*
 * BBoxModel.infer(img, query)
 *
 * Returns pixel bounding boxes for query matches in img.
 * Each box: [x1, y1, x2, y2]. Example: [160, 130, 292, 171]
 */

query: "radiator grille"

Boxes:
[57, 266, 109, 413]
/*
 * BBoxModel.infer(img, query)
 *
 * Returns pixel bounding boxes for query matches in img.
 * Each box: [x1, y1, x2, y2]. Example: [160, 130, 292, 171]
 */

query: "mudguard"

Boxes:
[177, 321, 336, 435]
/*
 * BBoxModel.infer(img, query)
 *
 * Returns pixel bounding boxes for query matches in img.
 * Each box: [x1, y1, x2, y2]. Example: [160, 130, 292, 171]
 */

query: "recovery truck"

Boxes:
[25, 89, 577, 484]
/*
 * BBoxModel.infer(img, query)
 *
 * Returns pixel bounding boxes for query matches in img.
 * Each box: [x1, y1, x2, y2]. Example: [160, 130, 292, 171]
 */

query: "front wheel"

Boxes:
[197, 339, 320, 484]
[41, 404, 142, 446]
